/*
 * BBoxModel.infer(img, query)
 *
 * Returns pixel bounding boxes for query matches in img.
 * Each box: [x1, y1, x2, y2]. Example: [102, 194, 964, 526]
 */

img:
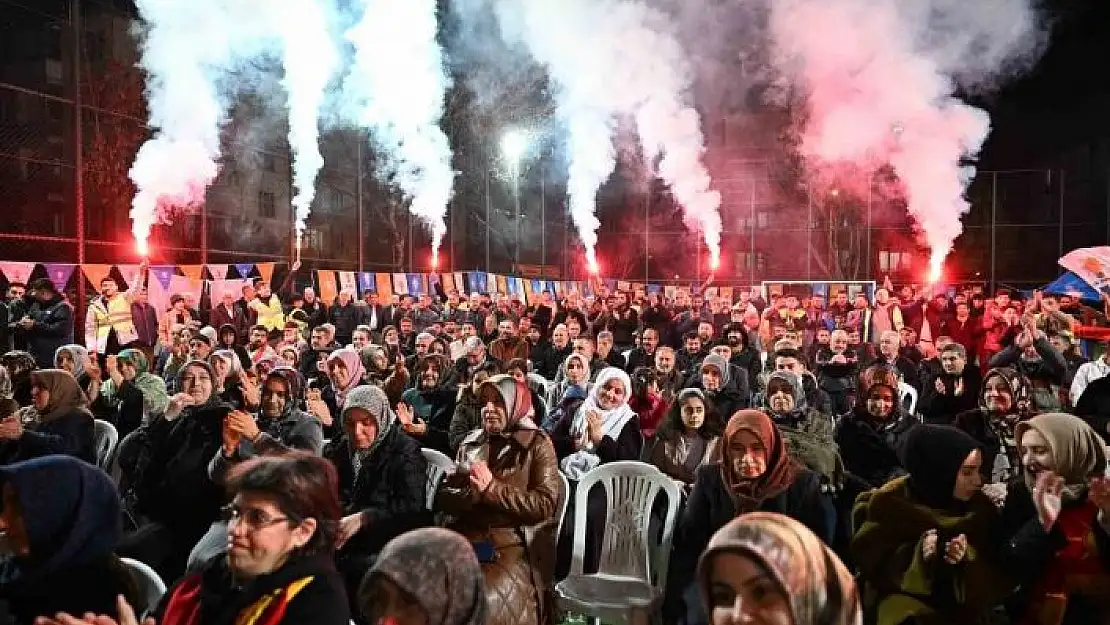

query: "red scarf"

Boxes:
[161, 573, 314, 625]
[1020, 501, 1110, 625]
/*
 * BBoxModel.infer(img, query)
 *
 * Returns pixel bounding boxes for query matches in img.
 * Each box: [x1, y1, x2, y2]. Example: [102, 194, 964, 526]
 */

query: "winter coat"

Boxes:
[438, 426, 563, 625]
[324, 427, 431, 559]
[852, 476, 1013, 625]
[24, 297, 73, 369]
[835, 408, 918, 488]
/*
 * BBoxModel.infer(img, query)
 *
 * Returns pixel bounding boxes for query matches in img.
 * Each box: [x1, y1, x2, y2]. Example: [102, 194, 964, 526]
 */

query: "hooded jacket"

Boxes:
[0, 456, 141, 625]
[400, 354, 459, 455]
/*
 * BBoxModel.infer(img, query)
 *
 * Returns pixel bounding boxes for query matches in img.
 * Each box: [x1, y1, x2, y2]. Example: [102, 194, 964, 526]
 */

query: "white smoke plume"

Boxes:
[767, 0, 1044, 280]
[273, 1, 340, 253]
[343, 0, 455, 265]
[131, 0, 340, 257]
[488, 0, 721, 270]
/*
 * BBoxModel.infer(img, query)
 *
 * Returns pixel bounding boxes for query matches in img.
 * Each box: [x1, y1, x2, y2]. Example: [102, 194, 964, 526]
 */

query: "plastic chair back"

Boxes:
[93, 419, 118, 469]
[898, 382, 918, 415]
[421, 447, 455, 510]
[555, 470, 571, 541]
[121, 557, 166, 617]
[570, 461, 681, 588]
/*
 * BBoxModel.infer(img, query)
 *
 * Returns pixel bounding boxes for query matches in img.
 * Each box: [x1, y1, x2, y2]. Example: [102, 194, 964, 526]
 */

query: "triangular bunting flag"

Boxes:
[375, 273, 393, 300]
[168, 275, 203, 304]
[234, 263, 255, 279]
[179, 265, 205, 282]
[358, 272, 376, 295]
[0, 262, 36, 286]
[719, 286, 734, 302]
[80, 264, 114, 291]
[43, 263, 76, 293]
[441, 273, 455, 293]
[495, 275, 508, 295]
[406, 274, 425, 295]
[207, 264, 229, 280]
[453, 272, 466, 294]
[317, 271, 338, 305]
[392, 273, 409, 296]
[256, 262, 275, 285]
[149, 266, 176, 291]
[117, 265, 143, 290]
[427, 273, 441, 291]
[647, 284, 663, 295]
[338, 271, 357, 295]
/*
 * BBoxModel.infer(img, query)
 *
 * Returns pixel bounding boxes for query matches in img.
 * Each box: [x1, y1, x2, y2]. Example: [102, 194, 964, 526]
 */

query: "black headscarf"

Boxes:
[900, 425, 980, 510]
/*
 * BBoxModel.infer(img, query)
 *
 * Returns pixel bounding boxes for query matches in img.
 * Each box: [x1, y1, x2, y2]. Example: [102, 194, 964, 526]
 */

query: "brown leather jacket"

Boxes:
[438, 426, 563, 625]
[488, 337, 531, 365]
[644, 431, 721, 484]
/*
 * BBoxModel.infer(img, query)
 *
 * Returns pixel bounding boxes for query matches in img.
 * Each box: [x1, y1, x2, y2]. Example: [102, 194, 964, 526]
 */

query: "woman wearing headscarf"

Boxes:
[543, 352, 592, 417]
[999, 413, 1110, 625]
[88, 348, 170, 440]
[447, 361, 500, 453]
[116, 360, 230, 582]
[209, 349, 247, 411]
[360, 528, 486, 625]
[359, 344, 408, 407]
[53, 344, 90, 389]
[665, 410, 830, 625]
[762, 370, 845, 493]
[0, 351, 37, 406]
[953, 366, 1034, 483]
[552, 366, 642, 479]
[321, 348, 366, 438]
[0, 369, 95, 465]
[437, 375, 562, 625]
[835, 365, 919, 488]
[694, 354, 744, 419]
[698, 512, 861, 625]
[852, 425, 1012, 625]
[0, 456, 141, 625]
[644, 388, 722, 487]
[323, 385, 430, 611]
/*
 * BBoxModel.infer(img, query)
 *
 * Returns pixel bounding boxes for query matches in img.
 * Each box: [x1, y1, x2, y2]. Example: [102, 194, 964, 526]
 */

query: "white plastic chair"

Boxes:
[899, 382, 918, 415]
[92, 419, 118, 469]
[421, 448, 455, 511]
[555, 461, 682, 625]
[121, 557, 166, 618]
[555, 470, 571, 541]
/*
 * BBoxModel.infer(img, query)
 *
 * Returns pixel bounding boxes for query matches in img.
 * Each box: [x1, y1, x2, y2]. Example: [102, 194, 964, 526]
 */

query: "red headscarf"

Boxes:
[721, 410, 799, 513]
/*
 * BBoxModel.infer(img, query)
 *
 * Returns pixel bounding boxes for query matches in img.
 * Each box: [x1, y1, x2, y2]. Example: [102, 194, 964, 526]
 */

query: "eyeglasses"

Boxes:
[220, 503, 294, 531]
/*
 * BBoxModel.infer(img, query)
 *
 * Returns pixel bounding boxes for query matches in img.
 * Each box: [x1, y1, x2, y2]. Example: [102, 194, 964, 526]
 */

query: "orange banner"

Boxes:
[256, 262, 275, 285]
[179, 265, 205, 281]
[375, 273, 394, 300]
[80, 264, 114, 291]
[317, 271, 338, 305]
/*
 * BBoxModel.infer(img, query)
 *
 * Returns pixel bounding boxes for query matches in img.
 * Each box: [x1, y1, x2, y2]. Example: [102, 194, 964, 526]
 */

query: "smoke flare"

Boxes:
[273, 0, 340, 253]
[489, 0, 721, 266]
[768, 0, 1043, 273]
[344, 0, 455, 262]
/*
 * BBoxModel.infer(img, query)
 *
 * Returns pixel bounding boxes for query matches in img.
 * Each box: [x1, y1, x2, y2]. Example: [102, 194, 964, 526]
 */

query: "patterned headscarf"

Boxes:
[342, 385, 397, 474]
[698, 512, 861, 625]
[53, 344, 88, 379]
[363, 528, 486, 625]
[477, 374, 537, 433]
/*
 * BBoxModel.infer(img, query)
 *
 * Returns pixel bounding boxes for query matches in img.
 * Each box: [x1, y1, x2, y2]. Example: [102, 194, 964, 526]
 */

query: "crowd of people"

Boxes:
[0, 267, 1109, 625]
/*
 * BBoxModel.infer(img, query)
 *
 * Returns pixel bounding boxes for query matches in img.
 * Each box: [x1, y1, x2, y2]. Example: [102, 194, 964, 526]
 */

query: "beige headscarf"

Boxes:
[698, 512, 861, 625]
[1015, 412, 1107, 498]
[28, 369, 92, 423]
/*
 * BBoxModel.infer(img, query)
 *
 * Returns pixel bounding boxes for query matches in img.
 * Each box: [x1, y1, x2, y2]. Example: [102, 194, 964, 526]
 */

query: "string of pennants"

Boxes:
[0, 262, 739, 306]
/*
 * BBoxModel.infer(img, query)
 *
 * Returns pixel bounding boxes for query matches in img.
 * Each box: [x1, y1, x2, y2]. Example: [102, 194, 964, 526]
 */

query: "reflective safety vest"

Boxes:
[252, 294, 285, 332]
[84, 294, 138, 352]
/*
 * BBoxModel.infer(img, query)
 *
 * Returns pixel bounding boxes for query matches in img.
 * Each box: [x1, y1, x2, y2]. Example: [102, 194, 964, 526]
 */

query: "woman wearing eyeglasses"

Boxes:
[44, 454, 350, 625]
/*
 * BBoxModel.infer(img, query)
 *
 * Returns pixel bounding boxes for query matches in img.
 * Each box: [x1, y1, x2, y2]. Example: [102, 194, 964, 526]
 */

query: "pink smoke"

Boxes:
[768, 0, 1041, 274]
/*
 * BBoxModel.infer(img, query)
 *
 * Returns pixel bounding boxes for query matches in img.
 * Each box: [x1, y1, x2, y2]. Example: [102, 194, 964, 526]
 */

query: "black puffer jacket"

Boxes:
[324, 426, 431, 558]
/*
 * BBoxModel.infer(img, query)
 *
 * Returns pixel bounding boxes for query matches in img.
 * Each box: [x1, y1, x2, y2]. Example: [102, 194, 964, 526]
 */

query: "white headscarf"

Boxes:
[561, 367, 636, 479]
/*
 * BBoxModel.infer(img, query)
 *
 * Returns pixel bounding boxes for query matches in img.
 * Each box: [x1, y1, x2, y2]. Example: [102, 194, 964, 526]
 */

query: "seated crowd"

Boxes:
[1, 274, 1110, 625]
